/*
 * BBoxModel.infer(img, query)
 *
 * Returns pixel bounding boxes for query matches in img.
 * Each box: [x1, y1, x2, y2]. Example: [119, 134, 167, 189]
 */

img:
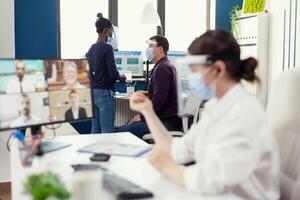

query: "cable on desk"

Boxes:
[6, 132, 15, 152]
[44, 124, 61, 140]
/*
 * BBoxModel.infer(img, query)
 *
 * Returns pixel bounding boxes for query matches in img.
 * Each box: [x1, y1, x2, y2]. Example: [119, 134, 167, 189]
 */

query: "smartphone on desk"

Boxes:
[90, 153, 111, 162]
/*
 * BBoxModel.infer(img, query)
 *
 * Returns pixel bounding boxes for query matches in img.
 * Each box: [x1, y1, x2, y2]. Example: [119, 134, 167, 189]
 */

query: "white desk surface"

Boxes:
[116, 93, 131, 99]
[10, 133, 242, 200]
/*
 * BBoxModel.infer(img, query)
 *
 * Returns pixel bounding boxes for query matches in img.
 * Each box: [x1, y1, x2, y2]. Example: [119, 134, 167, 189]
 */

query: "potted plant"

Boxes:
[230, 5, 241, 37]
[23, 172, 71, 200]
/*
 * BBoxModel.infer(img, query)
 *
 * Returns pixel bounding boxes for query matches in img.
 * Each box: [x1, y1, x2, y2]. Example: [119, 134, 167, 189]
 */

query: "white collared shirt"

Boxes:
[11, 115, 42, 128]
[6, 76, 36, 94]
[72, 107, 79, 120]
[171, 84, 280, 199]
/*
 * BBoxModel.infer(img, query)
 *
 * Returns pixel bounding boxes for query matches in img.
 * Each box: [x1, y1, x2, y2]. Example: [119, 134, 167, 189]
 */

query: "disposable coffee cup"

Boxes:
[71, 170, 103, 200]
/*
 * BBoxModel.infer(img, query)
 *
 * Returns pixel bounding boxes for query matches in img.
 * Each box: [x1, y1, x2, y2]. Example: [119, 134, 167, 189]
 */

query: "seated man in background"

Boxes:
[65, 89, 87, 121]
[6, 60, 36, 94]
[118, 35, 181, 138]
[62, 61, 86, 90]
[11, 93, 41, 128]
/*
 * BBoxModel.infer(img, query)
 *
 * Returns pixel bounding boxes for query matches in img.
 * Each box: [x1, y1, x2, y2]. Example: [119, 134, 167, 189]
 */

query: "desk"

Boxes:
[10, 133, 242, 200]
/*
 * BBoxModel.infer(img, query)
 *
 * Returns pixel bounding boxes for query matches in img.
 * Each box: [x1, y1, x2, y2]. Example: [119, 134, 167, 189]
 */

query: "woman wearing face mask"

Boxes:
[86, 13, 126, 133]
[128, 30, 279, 199]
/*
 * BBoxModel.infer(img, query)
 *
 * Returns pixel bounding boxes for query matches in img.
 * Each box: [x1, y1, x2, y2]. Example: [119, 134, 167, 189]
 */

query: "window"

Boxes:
[165, 0, 207, 51]
[60, 0, 109, 58]
[118, 0, 158, 51]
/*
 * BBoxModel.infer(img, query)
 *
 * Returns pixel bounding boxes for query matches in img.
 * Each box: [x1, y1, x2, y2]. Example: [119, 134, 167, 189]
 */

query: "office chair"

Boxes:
[142, 94, 202, 142]
[267, 68, 300, 200]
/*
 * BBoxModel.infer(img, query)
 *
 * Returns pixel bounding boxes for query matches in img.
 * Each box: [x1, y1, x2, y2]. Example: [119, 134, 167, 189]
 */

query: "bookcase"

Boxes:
[235, 13, 270, 107]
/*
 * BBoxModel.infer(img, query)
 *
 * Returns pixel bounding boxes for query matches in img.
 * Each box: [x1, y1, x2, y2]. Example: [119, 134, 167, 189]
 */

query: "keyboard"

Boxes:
[102, 167, 153, 199]
[71, 164, 154, 199]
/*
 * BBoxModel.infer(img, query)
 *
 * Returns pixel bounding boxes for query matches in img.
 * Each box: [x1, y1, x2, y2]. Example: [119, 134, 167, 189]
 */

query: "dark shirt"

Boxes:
[65, 107, 87, 121]
[86, 42, 120, 91]
[143, 57, 181, 129]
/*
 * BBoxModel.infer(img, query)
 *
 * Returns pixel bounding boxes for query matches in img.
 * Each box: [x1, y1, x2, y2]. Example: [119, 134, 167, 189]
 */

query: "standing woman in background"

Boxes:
[86, 13, 125, 133]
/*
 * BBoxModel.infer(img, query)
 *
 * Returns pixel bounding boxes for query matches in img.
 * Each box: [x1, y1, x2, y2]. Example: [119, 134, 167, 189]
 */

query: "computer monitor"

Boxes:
[114, 51, 144, 77]
[0, 59, 93, 131]
[167, 51, 186, 66]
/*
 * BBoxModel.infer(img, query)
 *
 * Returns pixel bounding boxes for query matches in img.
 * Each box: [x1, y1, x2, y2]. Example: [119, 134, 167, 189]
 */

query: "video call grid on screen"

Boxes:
[0, 59, 94, 131]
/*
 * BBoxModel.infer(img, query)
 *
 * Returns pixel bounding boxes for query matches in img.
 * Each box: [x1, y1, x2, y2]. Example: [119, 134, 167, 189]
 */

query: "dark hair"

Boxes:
[95, 13, 112, 33]
[149, 35, 169, 55]
[188, 29, 259, 83]
[69, 89, 78, 97]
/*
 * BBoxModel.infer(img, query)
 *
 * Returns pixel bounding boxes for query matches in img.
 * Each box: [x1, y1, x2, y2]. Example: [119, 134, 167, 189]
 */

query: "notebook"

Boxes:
[78, 141, 152, 157]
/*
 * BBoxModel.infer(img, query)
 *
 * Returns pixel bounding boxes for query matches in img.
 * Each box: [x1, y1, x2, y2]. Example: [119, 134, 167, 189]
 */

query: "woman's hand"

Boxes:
[119, 73, 127, 81]
[130, 92, 153, 114]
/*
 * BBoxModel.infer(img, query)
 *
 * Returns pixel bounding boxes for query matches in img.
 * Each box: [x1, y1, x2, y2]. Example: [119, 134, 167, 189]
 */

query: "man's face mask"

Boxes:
[145, 40, 158, 61]
[145, 47, 155, 61]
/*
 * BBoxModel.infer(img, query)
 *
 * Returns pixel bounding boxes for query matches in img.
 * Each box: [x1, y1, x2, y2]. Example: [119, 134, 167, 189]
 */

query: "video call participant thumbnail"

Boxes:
[64, 89, 87, 121]
[11, 93, 42, 128]
[6, 61, 36, 94]
[62, 61, 86, 90]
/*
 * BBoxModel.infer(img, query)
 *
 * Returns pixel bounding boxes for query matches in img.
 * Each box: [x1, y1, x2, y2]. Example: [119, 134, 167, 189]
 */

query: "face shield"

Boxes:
[175, 55, 213, 117]
[145, 40, 158, 61]
[107, 25, 119, 50]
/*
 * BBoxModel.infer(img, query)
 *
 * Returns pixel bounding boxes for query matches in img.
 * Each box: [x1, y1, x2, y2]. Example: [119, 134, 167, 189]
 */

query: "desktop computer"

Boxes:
[114, 51, 144, 77]
[1, 59, 154, 199]
[167, 51, 186, 66]
[0, 59, 94, 159]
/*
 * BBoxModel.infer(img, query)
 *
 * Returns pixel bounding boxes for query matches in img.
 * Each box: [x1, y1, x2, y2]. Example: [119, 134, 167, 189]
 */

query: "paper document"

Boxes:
[78, 141, 152, 157]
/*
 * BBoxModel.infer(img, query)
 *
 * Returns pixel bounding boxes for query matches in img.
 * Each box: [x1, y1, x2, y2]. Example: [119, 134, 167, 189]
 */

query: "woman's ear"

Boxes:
[213, 60, 226, 78]
[102, 28, 109, 35]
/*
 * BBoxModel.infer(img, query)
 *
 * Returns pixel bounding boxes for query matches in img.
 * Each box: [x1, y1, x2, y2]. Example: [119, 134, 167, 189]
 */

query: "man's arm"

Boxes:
[150, 67, 171, 114]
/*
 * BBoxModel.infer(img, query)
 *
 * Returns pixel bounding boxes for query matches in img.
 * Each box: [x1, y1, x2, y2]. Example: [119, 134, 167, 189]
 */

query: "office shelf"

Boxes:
[235, 13, 270, 107]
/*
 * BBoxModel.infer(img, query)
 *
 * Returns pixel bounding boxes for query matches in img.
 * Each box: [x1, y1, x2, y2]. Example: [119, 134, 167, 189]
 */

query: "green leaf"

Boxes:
[23, 172, 71, 200]
[229, 5, 241, 35]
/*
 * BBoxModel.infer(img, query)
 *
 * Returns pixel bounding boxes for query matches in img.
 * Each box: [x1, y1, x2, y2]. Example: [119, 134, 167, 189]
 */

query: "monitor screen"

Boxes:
[168, 51, 187, 66]
[0, 59, 93, 131]
[114, 51, 143, 77]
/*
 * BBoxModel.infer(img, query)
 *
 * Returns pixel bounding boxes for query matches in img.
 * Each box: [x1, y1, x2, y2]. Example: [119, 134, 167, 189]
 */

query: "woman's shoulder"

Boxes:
[89, 42, 111, 50]
[231, 89, 268, 126]
[87, 43, 112, 57]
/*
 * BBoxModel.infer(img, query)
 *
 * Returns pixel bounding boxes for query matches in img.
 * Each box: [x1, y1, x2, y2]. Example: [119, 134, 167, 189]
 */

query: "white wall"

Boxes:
[268, 0, 300, 90]
[0, 0, 15, 58]
[0, 131, 11, 182]
[60, 0, 109, 58]
[0, 0, 14, 182]
[209, 0, 216, 30]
